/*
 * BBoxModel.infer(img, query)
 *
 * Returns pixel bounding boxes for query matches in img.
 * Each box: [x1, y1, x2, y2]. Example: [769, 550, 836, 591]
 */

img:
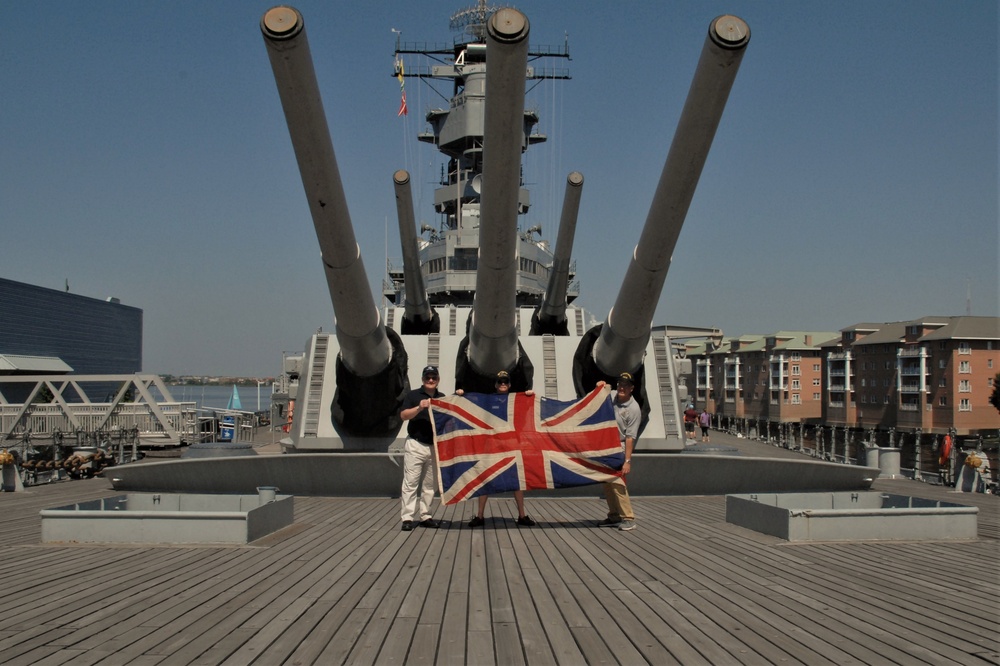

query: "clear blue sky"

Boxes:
[2, 1, 996, 377]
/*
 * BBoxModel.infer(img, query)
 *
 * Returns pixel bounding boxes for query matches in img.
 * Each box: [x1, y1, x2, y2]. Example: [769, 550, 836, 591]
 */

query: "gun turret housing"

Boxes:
[272, 7, 746, 451]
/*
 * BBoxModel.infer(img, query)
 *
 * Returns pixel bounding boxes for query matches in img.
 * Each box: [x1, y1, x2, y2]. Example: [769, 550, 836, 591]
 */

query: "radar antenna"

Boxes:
[449, 0, 514, 39]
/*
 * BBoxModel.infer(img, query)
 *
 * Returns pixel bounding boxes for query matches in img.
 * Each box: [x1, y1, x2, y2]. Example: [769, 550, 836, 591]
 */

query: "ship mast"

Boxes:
[386, 2, 572, 308]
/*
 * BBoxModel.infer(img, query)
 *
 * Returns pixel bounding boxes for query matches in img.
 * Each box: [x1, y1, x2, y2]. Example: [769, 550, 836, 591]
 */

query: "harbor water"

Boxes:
[161, 384, 273, 414]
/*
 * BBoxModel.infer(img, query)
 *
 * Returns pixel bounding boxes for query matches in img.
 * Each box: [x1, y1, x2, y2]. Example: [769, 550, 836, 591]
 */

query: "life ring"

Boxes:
[939, 434, 953, 466]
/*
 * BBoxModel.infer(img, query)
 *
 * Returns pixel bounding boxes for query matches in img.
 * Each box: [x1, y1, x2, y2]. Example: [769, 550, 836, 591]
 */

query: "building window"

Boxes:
[792, 379, 800, 390]
[939, 359, 947, 369]
[814, 364, 820, 372]
[958, 342, 971, 355]
[959, 361, 971, 373]
[939, 395, 947, 406]
[959, 380, 971, 393]
[813, 392, 820, 400]
[813, 378, 821, 386]
[939, 377, 946, 387]
[791, 365, 800, 376]
[791, 394, 801, 404]
[884, 395, 890, 404]
[885, 361, 893, 370]
[959, 399, 971, 412]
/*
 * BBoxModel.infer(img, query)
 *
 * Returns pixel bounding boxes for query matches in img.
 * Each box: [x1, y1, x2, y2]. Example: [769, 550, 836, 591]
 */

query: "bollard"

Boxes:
[257, 486, 278, 505]
[878, 448, 902, 479]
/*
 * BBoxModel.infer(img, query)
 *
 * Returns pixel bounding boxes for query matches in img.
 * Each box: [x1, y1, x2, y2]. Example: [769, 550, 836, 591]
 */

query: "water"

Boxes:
[161, 384, 273, 413]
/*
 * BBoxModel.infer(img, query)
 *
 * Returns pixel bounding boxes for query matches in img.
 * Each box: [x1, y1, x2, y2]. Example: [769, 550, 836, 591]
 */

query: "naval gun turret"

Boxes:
[268, 4, 748, 452]
[261, 7, 407, 445]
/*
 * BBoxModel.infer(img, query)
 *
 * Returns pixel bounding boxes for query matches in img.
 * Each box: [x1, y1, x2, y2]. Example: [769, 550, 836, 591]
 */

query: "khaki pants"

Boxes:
[400, 438, 437, 522]
[603, 478, 634, 521]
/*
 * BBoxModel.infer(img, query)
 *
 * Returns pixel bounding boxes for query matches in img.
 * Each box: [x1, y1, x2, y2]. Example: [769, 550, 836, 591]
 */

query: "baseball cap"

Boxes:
[617, 372, 634, 386]
[495, 370, 510, 384]
[422, 365, 439, 377]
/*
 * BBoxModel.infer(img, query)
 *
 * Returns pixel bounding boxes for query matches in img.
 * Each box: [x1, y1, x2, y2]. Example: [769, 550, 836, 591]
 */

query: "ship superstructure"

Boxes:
[384, 2, 572, 310]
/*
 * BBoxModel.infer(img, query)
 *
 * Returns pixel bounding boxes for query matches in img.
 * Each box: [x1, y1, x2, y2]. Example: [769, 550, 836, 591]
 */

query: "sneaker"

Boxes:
[618, 520, 637, 531]
[516, 515, 536, 527]
[468, 516, 485, 528]
[401, 520, 415, 532]
[598, 517, 622, 527]
[419, 519, 439, 529]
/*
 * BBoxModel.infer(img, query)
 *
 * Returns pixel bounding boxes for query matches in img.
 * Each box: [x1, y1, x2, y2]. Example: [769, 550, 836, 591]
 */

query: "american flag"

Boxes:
[430, 386, 623, 505]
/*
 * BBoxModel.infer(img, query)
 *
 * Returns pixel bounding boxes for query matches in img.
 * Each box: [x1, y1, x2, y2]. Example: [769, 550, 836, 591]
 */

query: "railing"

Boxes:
[1, 402, 198, 444]
[712, 418, 998, 493]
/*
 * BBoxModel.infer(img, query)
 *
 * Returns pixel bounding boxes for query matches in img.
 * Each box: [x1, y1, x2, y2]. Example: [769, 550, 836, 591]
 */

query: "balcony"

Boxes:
[898, 348, 925, 358]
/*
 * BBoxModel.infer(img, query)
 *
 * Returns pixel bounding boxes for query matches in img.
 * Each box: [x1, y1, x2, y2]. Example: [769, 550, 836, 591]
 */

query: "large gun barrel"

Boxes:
[534, 171, 584, 334]
[593, 15, 750, 377]
[393, 170, 437, 333]
[261, 6, 391, 377]
[466, 8, 530, 377]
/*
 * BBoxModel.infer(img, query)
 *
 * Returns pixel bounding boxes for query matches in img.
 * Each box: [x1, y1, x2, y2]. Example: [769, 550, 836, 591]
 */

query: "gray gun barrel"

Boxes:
[393, 170, 435, 331]
[593, 15, 750, 377]
[261, 6, 391, 377]
[467, 8, 530, 375]
[536, 171, 584, 331]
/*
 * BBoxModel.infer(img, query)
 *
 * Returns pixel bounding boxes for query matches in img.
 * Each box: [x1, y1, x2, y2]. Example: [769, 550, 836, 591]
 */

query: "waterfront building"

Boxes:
[843, 316, 999, 436]
[686, 315, 999, 438]
[0, 277, 142, 401]
[690, 331, 835, 423]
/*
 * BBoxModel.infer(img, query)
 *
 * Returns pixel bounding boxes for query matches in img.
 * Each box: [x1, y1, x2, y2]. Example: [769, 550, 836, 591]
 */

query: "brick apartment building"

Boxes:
[685, 316, 999, 437]
[690, 331, 836, 423]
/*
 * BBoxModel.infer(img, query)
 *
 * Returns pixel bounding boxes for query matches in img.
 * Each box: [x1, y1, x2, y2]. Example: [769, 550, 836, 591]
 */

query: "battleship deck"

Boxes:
[1, 433, 997, 665]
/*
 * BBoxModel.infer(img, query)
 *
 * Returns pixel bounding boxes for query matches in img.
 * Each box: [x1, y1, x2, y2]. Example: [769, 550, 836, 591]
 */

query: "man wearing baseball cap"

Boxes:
[599, 372, 639, 531]
[398, 365, 444, 531]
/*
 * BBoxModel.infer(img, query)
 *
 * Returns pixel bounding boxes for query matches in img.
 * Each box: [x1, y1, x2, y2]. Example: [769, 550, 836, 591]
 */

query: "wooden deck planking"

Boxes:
[1, 439, 997, 665]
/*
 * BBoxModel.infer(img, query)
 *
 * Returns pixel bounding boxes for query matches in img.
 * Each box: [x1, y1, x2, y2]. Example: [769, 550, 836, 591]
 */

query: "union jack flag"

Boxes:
[430, 386, 623, 505]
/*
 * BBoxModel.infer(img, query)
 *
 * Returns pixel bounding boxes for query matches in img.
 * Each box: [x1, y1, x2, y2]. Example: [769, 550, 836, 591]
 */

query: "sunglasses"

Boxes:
[423, 374, 439, 381]
[495, 379, 510, 386]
